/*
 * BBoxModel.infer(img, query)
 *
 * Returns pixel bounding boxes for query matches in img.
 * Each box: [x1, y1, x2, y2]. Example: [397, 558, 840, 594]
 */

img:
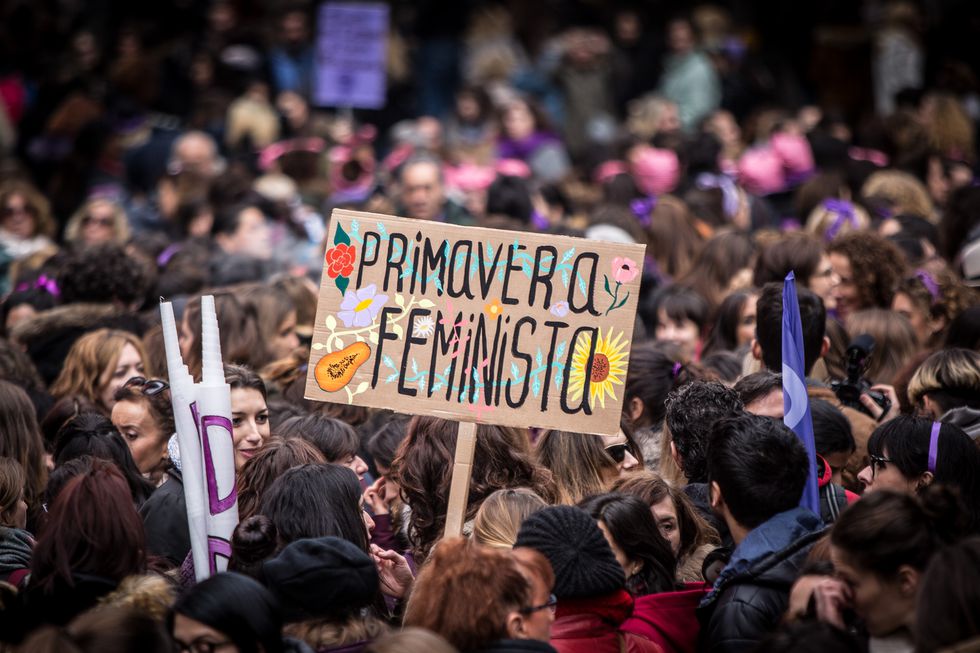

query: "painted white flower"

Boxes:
[337, 284, 388, 328]
[415, 315, 436, 337]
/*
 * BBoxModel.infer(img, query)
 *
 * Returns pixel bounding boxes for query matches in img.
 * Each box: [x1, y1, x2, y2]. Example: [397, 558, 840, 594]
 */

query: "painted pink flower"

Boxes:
[611, 257, 639, 284]
[550, 300, 570, 318]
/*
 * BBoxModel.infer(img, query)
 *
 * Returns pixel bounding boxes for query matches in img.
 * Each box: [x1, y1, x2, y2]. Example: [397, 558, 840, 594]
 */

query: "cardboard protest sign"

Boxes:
[305, 210, 645, 436]
[314, 2, 389, 109]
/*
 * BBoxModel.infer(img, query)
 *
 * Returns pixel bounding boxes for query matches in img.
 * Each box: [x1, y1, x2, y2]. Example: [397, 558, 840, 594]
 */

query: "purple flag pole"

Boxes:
[782, 271, 821, 515]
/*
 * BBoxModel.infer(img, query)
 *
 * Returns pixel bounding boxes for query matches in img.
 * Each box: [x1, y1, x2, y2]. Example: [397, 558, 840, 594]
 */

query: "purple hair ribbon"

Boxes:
[672, 362, 683, 379]
[914, 270, 941, 305]
[530, 210, 550, 231]
[695, 172, 740, 219]
[928, 421, 941, 474]
[14, 274, 60, 297]
[630, 196, 657, 227]
[822, 199, 858, 242]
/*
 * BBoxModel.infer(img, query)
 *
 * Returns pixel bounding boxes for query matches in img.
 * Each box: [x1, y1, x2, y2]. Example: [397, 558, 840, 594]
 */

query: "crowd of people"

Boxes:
[2, 0, 980, 652]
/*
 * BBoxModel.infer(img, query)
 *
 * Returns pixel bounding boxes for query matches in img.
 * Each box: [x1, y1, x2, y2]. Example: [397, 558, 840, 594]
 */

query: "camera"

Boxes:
[831, 334, 891, 419]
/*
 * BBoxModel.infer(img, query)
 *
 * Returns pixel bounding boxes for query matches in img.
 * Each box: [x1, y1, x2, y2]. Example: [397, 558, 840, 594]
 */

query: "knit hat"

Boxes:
[514, 506, 624, 599]
[630, 146, 680, 196]
[262, 537, 378, 622]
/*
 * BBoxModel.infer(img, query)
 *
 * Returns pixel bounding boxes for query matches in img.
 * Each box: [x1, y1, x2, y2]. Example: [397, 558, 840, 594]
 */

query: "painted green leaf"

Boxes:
[603, 274, 611, 295]
[334, 221, 351, 246]
[336, 275, 349, 295]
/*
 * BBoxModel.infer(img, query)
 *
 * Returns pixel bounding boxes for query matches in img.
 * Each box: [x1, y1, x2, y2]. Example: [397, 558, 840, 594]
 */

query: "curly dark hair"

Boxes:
[389, 416, 555, 562]
[665, 381, 744, 484]
[828, 232, 906, 311]
[57, 243, 153, 307]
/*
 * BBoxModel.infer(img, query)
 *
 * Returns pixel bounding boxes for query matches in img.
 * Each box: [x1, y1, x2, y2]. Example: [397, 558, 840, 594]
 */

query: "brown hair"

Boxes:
[645, 195, 704, 280]
[112, 378, 176, 450]
[0, 380, 48, 509]
[827, 232, 906, 311]
[534, 428, 642, 505]
[895, 264, 978, 348]
[860, 170, 935, 221]
[610, 470, 720, 561]
[403, 538, 531, 652]
[237, 282, 298, 358]
[753, 232, 824, 287]
[182, 292, 265, 379]
[390, 417, 554, 561]
[17, 605, 171, 653]
[236, 437, 326, 520]
[271, 274, 319, 340]
[0, 457, 25, 526]
[845, 309, 919, 385]
[364, 628, 459, 653]
[677, 231, 756, 310]
[50, 329, 148, 411]
[472, 488, 548, 549]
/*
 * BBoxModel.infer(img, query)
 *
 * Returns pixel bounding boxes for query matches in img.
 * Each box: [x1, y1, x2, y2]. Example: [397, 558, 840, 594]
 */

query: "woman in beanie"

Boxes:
[262, 536, 390, 653]
[404, 537, 557, 653]
[514, 506, 664, 653]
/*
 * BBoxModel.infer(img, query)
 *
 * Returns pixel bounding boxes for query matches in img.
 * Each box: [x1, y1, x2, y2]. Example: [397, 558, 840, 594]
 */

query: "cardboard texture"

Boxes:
[305, 209, 646, 436]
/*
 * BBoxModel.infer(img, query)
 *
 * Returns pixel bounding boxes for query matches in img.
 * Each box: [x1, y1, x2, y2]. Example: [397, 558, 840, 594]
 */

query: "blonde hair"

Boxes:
[627, 94, 678, 141]
[63, 198, 131, 246]
[0, 180, 56, 238]
[97, 574, 176, 622]
[225, 96, 281, 150]
[846, 309, 919, 385]
[365, 628, 459, 653]
[907, 348, 980, 411]
[472, 487, 547, 549]
[923, 93, 975, 162]
[861, 170, 935, 222]
[50, 329, 147, 409]
[805, 199, 871, 241]
[534, 431, 620, 505]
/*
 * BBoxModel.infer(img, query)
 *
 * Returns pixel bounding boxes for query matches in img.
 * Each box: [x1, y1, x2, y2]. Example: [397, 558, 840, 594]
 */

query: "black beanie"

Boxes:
[262, 536, 378, 622]
[514, 505, 625, 599]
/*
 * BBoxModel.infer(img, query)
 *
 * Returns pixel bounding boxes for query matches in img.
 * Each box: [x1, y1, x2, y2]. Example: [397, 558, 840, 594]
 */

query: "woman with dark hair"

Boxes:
[11, 460, 147, 636]
[18, 606, 172, 653]
[53, 412, 155, 508]
[675, 233, 756, 313]
[260, 463, 372, 553]
[622, 343, 692, 466]
[814, 488, 968, 651]
[610, 471, 720, 583]
[915, 536, 980, 652]
[110, 376, 176, 484]
[701, 290, 758, 356]
[236, 437, 326, 521]
[858, 416, 980, 530]
[534, 429, 639, 507]
[169, 572, 286, 653]
[278, 412, 368, 480]
[180, 292, 266, 379]
[0, 380, 47, 519]
[390, 417, 554, 562]
[579, 493, 676, 596]
[649, 285, 710, 362]
[237, 282, 300, 364]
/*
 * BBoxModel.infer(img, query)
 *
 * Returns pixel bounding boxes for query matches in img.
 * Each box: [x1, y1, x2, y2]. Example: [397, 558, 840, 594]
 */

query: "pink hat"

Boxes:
[495, 158, 532, 178]
[630, 146, 680, 196]
[594, 160, 630, 184]
[444, 164, 496, 192]
[771, 132, 814, 176]
[737, 147, 786, 195]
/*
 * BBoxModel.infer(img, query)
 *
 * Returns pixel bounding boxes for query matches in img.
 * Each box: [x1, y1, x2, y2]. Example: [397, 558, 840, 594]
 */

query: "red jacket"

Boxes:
[550, 590, 664, 653]
[621, 583, 710, 653]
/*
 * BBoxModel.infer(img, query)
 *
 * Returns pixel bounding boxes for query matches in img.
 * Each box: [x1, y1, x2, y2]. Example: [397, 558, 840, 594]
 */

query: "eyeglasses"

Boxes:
[520, 593, 557, 615]
[604, 443, 633, 464]
[869, 453, 892, 479]
[82, 214, 114, 227]
[124, 376, 169, 396]
[172, 637, 234, 653]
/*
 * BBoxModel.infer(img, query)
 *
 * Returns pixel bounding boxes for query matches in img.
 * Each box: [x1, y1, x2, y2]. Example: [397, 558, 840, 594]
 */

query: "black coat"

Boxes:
[697, 509, 824, 653]
[472, 640, 559, 653]
[140, 467, 190, 567]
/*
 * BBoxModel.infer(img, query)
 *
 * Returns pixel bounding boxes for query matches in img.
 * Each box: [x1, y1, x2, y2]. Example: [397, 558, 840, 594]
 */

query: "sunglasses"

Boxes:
[604, 443, 633, 464]
[2, 204, 33, 217]
[82, 214, 114, 227]
[520, 593, 557, 615]
[124, 376, 169, 396]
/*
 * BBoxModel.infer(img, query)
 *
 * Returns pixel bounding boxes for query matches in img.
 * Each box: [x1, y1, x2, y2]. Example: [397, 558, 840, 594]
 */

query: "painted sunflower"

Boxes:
[567, 327, 629, 410]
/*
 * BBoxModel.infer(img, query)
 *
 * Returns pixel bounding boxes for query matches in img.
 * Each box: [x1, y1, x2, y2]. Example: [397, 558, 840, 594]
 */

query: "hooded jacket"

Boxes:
[622, 583, 710, 653]
[549, 590, 664, 653]
[941, 406, 980, 441]
[697, 508, 825, 653]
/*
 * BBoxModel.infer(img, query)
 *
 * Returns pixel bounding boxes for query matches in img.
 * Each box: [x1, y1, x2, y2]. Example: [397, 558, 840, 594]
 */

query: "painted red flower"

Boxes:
[325, 243, 356, 278]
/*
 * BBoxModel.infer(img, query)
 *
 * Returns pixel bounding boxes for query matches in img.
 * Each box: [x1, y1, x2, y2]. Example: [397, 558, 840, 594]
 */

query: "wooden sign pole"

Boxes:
[443, 421, 478, 539]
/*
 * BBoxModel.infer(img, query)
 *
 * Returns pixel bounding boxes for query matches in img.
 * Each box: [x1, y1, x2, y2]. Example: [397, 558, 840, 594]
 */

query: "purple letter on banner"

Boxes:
[190, 403, 237, 514]
[208, 536, 232, 576]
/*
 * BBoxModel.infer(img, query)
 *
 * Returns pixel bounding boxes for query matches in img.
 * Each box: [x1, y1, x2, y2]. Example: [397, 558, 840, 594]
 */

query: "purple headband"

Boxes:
[695, 172, 740, 219]
[530, 210, 549, 231]
[672, 362, 683, 379]
[928, 421, 941, 474]
[14, 274, 59, 297]
[914, 269, 941, 305]
[822, 199, 858, 242]
[630, 196, 657, 227]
